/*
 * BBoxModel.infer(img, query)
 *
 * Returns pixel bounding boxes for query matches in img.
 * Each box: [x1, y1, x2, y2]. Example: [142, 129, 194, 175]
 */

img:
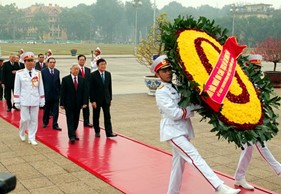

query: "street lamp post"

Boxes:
[134, 6, 138, 54]
[153, 0, 156, 30]
[132, 0, 142, 54]
[232, 14, 235, 35]
[230, 4, 239, 35]
[152, 0, 157, 42]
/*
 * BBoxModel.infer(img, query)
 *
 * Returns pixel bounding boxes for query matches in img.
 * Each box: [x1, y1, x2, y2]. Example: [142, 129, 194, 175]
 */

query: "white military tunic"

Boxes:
[155, 82, 223, 194]
[155, 82, 195, 142]
[90, 55, 101, 72]
[14, 68, 45, 141]
[14, 68, 45, 106]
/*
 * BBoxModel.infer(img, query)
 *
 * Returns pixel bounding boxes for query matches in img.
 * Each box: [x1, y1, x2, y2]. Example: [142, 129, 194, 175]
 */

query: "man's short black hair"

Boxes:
[47, 57, 56, 62]
[97, 58, 106, 66]
[77, 54, 86, 60]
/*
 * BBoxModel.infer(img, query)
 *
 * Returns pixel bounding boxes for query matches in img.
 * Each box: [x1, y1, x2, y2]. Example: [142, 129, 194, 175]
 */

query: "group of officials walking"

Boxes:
[0, 48, 117, 145]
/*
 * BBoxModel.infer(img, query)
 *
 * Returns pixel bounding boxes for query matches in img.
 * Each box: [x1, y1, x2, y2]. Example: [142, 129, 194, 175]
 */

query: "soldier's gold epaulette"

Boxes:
[158, 84, 164, 89]
[35, 70, 40, 73]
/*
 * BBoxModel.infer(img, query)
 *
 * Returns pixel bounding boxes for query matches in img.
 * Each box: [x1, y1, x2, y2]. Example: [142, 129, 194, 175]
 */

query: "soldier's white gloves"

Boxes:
[14, 103, 20, 110]
[184, 107, 194, 118]
[190, 104, 202, 111]
[39, 103, 45, 107]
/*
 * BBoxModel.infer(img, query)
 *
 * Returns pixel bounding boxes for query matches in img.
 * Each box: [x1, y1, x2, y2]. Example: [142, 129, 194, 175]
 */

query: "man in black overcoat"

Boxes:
[60, 64, 88, 143]
[1, 54, 20, 111]
[41, 57, 61, 130]
[35, 53, 47, 71]
[89, 58, 117, 138]
[77, 54, 92, 127]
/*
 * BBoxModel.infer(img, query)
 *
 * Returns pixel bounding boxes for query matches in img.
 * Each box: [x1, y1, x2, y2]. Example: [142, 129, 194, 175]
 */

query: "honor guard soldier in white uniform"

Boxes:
[14, 52, 45, 145]
[19, 49, 24, 63]
[153, 55, 240, 194]
[90, 47, 102, 72]
[233, 54, 281, 190]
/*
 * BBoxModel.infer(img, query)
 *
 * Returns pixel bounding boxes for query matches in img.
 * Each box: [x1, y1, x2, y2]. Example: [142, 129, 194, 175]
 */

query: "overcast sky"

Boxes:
[1, 0, 281, 9]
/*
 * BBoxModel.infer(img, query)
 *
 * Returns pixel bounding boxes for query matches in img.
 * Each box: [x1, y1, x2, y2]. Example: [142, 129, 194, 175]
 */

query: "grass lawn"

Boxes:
[0, 42, 135, 56]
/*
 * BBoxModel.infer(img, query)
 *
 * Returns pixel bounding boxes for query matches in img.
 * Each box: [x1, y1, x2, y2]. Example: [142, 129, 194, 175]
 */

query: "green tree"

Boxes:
[124, 0, 155, 44]
[161, 2, 192, 20]
[135, 14, 168, 70]
[268, 11, 281, 38]
[197, 5, 224, 19]
[0, 4, 26, 40]
[60, 4, 93, 40]
[1, 2, 281, 46]
[30, 12, 49, 40]
[93, 0, 124, 43]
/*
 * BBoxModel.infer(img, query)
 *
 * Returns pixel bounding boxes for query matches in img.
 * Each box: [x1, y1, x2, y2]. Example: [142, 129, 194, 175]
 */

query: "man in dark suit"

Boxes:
[35, 54, 47, 71]
[0, 58, 4, 100]
[15, 55, 25, 69]
[77, 54, 92, 127]
[90, 58, 117, 138]
[60, 64, 88, 144]
[41, 57, 61, 131]
[1, 54, 20, 111]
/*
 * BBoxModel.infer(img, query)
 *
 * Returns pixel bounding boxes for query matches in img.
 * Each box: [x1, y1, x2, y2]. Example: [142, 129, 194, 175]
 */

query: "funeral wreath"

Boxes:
[161, 16, 280, 148]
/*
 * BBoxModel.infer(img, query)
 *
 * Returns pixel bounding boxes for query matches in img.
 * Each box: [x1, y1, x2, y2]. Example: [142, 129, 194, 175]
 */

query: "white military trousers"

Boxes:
[167, 135, 223, 194]
[234, 142, 281, 180]
[19, 106, 39, 141]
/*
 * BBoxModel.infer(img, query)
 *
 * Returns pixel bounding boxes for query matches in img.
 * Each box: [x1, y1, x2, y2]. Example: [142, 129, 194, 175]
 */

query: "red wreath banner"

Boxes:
[202, 37, 246, 112]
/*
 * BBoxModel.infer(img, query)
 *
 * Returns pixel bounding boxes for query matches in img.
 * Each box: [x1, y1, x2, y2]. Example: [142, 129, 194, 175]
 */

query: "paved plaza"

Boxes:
[0, 55, 280, 193]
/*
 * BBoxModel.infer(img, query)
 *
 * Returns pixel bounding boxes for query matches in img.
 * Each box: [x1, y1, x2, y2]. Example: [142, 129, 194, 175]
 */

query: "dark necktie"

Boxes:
[29, 71, 32, 77]
[41, 63, 43, 69]
[171, 83, 177, 91]
[101, 73, 105, 84]
[51, 69, 54, 75]
[74, 77, 78, 91]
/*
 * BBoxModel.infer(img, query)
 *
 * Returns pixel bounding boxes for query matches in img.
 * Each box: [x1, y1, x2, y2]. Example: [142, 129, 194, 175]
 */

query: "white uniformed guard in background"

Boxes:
[153, 55, 240, 194]
[233, 54, 281, 190]
[19, 48, 25, 63]
[14, 52, 45, 145]
[90, 47, 102, 72]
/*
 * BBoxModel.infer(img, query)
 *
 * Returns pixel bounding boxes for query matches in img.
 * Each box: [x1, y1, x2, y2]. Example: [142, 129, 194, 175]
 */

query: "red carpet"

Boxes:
[0, 101, 276, 194]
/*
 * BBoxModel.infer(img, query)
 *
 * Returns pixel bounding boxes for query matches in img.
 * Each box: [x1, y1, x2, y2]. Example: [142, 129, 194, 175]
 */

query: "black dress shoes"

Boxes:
[75, 137, 79, 140]
[13, 105, 20, 111]
[84, 123, 93, 127]
[43, 124, 47, 128]
[70, 138, 75, 144]
[53, 126, 62, 131]
[6, 108, 11, 112]
[95, 133, 100, 137]
[107, 133, 117, 138]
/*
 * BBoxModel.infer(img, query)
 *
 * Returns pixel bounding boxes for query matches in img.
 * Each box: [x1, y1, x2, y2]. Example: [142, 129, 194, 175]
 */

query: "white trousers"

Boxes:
[19, 106, 39, 141]
[167, 135, 223, 194]
[234, 142, 281, 180]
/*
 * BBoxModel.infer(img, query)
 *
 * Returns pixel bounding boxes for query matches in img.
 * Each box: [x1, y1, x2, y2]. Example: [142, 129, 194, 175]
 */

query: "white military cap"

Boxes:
[248, 54, 262, 66]
[150, 55, 171, 74]
[95, 47, 102, 54]
[23, 52, 35, 60]
[47, 49, 52, 54]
